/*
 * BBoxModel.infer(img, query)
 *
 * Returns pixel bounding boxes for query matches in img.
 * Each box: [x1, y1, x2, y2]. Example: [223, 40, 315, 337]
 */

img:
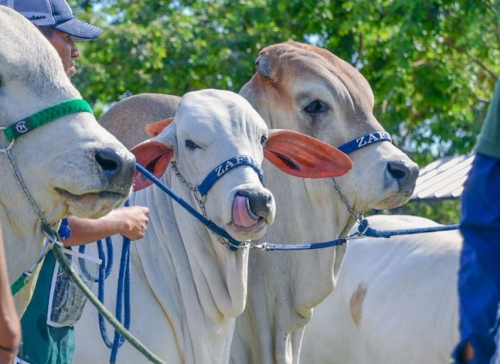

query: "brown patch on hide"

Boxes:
[349, 282, 368, 328]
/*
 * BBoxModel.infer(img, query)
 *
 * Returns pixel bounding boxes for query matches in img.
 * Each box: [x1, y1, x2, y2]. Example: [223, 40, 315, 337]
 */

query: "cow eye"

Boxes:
[260, 135, 268, 146]
[305, 100, 329, 114]
[185, 140, 200, 150]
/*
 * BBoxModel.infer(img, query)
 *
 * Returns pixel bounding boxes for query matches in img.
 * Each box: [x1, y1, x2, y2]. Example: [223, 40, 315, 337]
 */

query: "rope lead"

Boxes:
[51, 244, 166, 364]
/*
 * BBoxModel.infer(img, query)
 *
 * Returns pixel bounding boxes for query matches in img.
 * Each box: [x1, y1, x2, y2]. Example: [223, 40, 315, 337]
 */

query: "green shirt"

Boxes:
[476, 78, 500, 158]
[17, 251, 75, 364]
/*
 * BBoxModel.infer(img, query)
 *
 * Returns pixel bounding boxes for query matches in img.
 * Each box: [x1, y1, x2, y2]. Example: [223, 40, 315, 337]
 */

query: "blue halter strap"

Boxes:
[136, 163, 251, 251]
[197, 155, 264, 196]
[337, 131, 392, 154]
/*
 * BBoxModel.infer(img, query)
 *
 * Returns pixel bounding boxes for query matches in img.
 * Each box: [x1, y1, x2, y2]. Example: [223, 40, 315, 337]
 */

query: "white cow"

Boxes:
[0, 6, 135, 315]
[229, 41, 419, 364]
[74, 89, 352, 364]
[93, 41, 419, 363]
[300, 214, 460, 364]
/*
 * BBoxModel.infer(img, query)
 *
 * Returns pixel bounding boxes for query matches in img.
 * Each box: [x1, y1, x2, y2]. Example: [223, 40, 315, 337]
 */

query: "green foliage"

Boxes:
[69, 0, 498, 222]
[370, 199, 461, 225]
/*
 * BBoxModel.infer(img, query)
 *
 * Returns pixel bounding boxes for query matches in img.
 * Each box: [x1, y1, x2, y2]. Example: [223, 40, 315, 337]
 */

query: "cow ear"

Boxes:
[145, 118, 174, 138]
[131, 140, 174, 191]
[263, 129, 353, 178]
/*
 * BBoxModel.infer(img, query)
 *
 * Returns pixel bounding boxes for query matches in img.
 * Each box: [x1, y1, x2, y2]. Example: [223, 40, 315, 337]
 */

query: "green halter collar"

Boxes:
[3, 99, 93, 142]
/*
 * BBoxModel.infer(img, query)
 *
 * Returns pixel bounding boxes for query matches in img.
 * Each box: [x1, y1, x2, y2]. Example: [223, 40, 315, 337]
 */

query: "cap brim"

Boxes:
[53, 18, 103, 42]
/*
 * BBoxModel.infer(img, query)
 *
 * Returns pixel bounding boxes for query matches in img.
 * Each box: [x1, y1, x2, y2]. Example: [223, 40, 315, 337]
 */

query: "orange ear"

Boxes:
[131, 140, 173, 191]
[145, 118, 174, 138]
[264, 130, 353, 178]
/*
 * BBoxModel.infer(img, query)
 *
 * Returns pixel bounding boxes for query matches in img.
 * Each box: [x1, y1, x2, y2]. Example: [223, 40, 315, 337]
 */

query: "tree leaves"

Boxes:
[70, 0, 498, 221]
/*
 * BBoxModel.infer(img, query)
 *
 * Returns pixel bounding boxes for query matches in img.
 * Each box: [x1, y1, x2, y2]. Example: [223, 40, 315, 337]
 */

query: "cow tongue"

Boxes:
[232, 195, 259, 228]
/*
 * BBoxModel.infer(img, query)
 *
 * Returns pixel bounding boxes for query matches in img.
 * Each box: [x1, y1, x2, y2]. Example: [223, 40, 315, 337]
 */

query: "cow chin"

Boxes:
[226, 219, 268, 242]
[372, 193, 412, 210]
[55, 188, 127, 218]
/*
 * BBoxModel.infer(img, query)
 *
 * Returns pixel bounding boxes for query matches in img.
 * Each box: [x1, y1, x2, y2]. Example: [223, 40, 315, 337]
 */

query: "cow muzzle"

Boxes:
[230, 188, 274, 238]
[94, 148, 136, 196]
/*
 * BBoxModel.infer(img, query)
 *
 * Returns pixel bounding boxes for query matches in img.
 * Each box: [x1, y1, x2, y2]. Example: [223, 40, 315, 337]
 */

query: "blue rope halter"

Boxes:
[197, 155, 264, 196]
[94, 131, 458, 362]
[93, 156, 264, 363]
[337, 131, 392, 154]
[135, 131, 458, 251]
[140, 154, 264, 251]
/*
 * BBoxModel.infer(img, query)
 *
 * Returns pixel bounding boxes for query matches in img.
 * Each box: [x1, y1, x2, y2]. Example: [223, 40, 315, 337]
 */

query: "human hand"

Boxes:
[0, 344, 18, 364]
[460, 341, 474, 363]
[104, 205, 150, 241]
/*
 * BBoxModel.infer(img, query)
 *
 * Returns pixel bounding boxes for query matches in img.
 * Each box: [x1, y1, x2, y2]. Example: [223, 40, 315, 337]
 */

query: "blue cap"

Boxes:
[0, 0, 103, 41]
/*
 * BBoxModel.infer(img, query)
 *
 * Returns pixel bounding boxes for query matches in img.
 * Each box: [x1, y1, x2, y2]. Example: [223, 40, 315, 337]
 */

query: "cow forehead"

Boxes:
[0, 8, 61, 76]
[175, 89, 267, 138]
[260, 42, 375, 109]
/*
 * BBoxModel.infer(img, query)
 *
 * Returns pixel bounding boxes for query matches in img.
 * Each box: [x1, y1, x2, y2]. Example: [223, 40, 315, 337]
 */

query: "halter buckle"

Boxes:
[42, 224, 63, 249]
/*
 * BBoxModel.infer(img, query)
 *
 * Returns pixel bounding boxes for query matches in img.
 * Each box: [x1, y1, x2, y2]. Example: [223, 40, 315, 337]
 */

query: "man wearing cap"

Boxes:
[0, 0, 103, 76]
[0, 1, 150, 363]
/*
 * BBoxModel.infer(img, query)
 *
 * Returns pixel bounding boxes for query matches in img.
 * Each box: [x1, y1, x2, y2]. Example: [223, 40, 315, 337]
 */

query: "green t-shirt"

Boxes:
[476, 78, 500, 159]
[16, 251, 75, 364]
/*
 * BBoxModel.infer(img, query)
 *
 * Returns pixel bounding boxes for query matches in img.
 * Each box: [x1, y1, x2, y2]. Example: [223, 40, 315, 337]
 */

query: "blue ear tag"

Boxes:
[197, 155, 264, 196]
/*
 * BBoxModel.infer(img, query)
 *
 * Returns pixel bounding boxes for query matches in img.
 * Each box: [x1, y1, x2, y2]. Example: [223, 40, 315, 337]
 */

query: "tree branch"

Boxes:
[400, 107, 429, 147]
[352, 33, 364, 67]
[477, 0, 496, 15]
[444, 40, 498, 81]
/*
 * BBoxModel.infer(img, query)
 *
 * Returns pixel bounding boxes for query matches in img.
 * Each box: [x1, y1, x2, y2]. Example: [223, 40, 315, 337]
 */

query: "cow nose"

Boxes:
[95, 149, 135, 188]
[96, 149, 122, 176]
[237, 189, 273, 220]
[387, 160, 419, 193]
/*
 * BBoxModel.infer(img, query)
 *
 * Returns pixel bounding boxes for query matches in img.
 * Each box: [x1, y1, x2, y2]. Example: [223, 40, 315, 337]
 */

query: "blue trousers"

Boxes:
[453, 153, 500, 364]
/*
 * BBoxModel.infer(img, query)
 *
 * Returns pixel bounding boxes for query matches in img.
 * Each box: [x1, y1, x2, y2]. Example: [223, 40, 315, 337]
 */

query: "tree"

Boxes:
[71, 0, 498, 222]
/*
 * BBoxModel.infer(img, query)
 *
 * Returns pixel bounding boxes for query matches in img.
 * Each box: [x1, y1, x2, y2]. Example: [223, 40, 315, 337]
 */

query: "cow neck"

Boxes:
[0, 201, 47, 314]
[238, 167, 355, 362]
[168, 169, 249, 320]
[136, 168, 248, 316]
[130, 172, 245, 364]
[240, 131, 391, 357]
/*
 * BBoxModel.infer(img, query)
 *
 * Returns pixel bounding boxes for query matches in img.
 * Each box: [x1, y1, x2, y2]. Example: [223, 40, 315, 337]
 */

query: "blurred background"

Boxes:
[70, 0, 499, 224]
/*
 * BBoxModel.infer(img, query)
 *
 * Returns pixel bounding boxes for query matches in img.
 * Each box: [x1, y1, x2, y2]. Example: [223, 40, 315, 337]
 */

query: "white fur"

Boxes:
[229, 41, 419, 364]
[74, 90, 278, 364]
[76, 41, 419, 364]
[301, 215, 460, 364]
[0, 6, 134, 315]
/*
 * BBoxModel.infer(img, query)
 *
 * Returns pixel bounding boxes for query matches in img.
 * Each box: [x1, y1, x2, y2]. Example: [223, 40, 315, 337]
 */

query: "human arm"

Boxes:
[0, 225, 21, 364]
[61, 205, 150, 246]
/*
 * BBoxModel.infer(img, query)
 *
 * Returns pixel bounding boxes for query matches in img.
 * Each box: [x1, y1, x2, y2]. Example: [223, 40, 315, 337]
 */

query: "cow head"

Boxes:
[132, 89, 352, 243]
[0, 7, 135, 223]
[0, 6, 135, 314]
[241, 41, 419, 212]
